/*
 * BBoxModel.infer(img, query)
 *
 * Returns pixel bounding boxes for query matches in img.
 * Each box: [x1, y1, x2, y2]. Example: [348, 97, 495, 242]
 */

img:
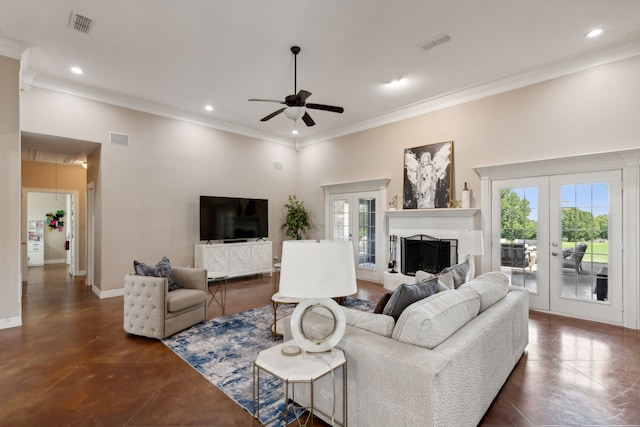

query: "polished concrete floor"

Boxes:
[1, 265, 639, 426]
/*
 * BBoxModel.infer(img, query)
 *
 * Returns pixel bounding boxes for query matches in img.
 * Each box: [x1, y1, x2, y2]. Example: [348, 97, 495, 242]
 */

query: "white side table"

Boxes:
[253, 341, 347, 426]
[270, 292, 300, 340]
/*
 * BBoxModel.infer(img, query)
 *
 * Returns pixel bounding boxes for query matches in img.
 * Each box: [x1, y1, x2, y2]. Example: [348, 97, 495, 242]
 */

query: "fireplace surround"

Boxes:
[384, 208, 481, 290]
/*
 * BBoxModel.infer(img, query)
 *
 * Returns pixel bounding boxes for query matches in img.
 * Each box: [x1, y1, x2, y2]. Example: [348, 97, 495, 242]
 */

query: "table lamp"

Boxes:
[279, 239, 357, 353]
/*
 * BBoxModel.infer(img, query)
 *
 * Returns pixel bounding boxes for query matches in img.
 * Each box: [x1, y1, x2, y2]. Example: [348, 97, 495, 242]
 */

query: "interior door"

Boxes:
[491, 171, 623, 324]
[329, 191, 382, 282]
[66, 193, 75, 276]
[548, 171, 622, 325]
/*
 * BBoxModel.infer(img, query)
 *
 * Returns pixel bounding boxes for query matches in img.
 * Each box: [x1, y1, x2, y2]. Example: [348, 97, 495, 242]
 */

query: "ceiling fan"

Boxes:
[249, 46, 344, 127]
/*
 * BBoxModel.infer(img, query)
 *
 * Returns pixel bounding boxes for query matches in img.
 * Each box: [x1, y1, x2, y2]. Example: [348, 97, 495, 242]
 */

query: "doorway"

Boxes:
[322, 179, 389, 283]
[23, 190, 79, 280]
[490, 170, 622, 325]
[328, 191, 382, 282]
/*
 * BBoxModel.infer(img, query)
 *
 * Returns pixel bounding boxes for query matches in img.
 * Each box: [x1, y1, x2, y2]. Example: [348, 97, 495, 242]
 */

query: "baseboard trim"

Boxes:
[93, 285, 124, 299]
[44, 259, 66, 265]
[0, 316, 22, 330]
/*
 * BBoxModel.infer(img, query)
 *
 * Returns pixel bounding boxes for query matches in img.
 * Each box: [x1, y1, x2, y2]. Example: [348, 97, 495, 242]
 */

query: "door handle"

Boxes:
[552, 251, 559, 256]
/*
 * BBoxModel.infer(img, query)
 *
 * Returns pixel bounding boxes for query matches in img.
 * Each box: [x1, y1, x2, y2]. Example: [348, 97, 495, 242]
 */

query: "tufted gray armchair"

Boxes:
[124, 267, 207, 339]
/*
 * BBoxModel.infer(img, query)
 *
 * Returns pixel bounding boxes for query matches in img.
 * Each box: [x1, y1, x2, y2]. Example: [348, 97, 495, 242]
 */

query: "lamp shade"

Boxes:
[279, 240, 357, 299]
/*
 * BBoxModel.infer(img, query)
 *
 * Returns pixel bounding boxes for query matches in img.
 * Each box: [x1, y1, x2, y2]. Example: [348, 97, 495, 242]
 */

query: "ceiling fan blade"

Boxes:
[260, 108, 286, 122]
[297, 90, 312, 103]
[249, 98, 286, 104]
[301, 112, 315, 127]
[306, 103, 344, 114]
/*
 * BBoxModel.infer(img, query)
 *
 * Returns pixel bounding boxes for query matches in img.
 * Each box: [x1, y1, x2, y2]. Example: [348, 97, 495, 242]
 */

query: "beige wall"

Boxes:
[22, 161, 88, 268]
[20, 88, 298, 294]
[0, 55, 21, 326]
[296, 55, 640, 236]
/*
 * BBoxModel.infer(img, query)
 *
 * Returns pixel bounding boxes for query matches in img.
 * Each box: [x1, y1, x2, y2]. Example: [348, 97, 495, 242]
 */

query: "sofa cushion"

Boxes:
[166, 288, 206, 312]
[134, 256, 179, 291]
[383, 278, 439, 321]
[392, 288, 480, 349]
[439, 256, 472, 288]
[459, 271, 510, 312]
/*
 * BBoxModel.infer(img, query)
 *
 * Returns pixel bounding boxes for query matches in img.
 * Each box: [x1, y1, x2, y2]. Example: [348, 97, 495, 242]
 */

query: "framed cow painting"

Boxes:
[403, 141, 453, 209]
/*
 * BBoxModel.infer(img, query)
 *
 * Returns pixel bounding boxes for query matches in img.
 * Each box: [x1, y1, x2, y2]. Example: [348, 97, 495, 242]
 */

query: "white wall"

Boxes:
[0, 54, 21, 327]
[21, 88, 298, 294]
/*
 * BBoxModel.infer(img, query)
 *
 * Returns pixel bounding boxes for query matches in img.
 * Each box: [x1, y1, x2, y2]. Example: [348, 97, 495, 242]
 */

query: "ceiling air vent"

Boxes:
[109, 132, 129, 146]
[69, 12, 93, 34]
[419, 34, 451, 52]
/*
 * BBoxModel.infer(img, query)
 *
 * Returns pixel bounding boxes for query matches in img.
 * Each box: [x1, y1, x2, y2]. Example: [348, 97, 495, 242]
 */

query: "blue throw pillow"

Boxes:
[133, 256, 179, 291]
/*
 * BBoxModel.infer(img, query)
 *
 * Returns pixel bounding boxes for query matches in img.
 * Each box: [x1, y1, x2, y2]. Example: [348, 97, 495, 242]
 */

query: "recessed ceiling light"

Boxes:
[204, 105, 213, 112]
[586, 28, 603, 38]
[292, 129, 299, 135]
[70, 66, 83, 75]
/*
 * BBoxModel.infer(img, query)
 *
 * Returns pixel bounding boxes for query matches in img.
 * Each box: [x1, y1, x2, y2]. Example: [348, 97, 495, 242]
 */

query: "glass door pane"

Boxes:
[358, 198, 376, 270]
[492, 176, 549, 311]
[332, 199, 350, 240]
[558, 183, 608, 301]
[499, 186, 539, 292]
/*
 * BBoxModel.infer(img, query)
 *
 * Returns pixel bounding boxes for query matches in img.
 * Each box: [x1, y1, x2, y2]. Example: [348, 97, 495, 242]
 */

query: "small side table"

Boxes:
[207, 271, 228, 315]
[272, 262, 281, 293]
[253, 341, 347, 427]
[270, 292, 300, 340]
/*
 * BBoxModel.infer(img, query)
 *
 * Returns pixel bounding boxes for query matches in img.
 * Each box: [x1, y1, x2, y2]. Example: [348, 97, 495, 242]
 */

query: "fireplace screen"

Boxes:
[400, 234, 458, 276]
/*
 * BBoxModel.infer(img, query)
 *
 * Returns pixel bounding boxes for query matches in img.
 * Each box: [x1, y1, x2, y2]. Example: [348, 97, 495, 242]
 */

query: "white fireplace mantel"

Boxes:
[385, 208, 479, 218]
[385, 208, 480, 234]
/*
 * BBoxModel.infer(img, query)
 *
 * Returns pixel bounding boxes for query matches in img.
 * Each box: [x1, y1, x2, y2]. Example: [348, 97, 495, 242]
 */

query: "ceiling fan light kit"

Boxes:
[249, 46, 344, 128]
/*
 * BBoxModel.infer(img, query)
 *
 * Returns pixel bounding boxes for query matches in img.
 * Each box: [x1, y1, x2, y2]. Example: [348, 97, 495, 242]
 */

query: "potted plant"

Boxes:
[281, 195, 310, 240]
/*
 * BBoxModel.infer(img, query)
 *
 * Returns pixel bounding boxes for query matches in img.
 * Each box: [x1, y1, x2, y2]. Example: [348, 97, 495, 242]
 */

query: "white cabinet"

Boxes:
[195, 241, 272, 279]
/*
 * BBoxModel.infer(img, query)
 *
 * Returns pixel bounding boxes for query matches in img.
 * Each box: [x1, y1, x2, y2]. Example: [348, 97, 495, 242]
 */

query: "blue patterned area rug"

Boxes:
[162, 298, 374, 426]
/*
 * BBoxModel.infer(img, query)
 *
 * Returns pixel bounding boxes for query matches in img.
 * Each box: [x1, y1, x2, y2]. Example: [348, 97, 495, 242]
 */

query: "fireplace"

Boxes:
[400, 234, 458, 276]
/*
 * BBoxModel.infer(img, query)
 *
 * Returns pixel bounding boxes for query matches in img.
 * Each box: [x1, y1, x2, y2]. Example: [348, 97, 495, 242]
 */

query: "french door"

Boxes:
[491, 170, 622, 324]
[328, 191, 383, 282]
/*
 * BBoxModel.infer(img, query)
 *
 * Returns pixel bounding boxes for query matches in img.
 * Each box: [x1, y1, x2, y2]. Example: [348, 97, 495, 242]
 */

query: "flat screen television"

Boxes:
[200, 196, 269, 242]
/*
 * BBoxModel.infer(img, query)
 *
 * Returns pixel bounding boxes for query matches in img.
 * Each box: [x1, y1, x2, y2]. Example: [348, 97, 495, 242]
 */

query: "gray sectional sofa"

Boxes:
[283, 271, 529, 427]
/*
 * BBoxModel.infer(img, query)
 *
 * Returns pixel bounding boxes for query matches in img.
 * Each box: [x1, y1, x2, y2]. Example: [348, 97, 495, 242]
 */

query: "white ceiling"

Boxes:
[2, 0, 640, 148]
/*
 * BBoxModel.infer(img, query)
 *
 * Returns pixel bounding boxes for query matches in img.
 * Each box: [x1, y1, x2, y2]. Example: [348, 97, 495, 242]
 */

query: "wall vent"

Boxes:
[69, 12, 94, 34]
[109, 132, 129, 146]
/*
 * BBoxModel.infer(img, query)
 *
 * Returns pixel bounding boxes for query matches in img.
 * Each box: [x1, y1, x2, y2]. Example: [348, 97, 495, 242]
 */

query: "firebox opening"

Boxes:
[400, 234, 458, 276]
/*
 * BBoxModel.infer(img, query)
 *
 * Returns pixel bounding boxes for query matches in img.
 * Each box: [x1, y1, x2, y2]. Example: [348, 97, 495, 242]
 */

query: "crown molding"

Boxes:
[0, 34, 29, 59]
[300, 35, 640, 147]
[29, 74, 293, 147]
[19, 34, 640, 149]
